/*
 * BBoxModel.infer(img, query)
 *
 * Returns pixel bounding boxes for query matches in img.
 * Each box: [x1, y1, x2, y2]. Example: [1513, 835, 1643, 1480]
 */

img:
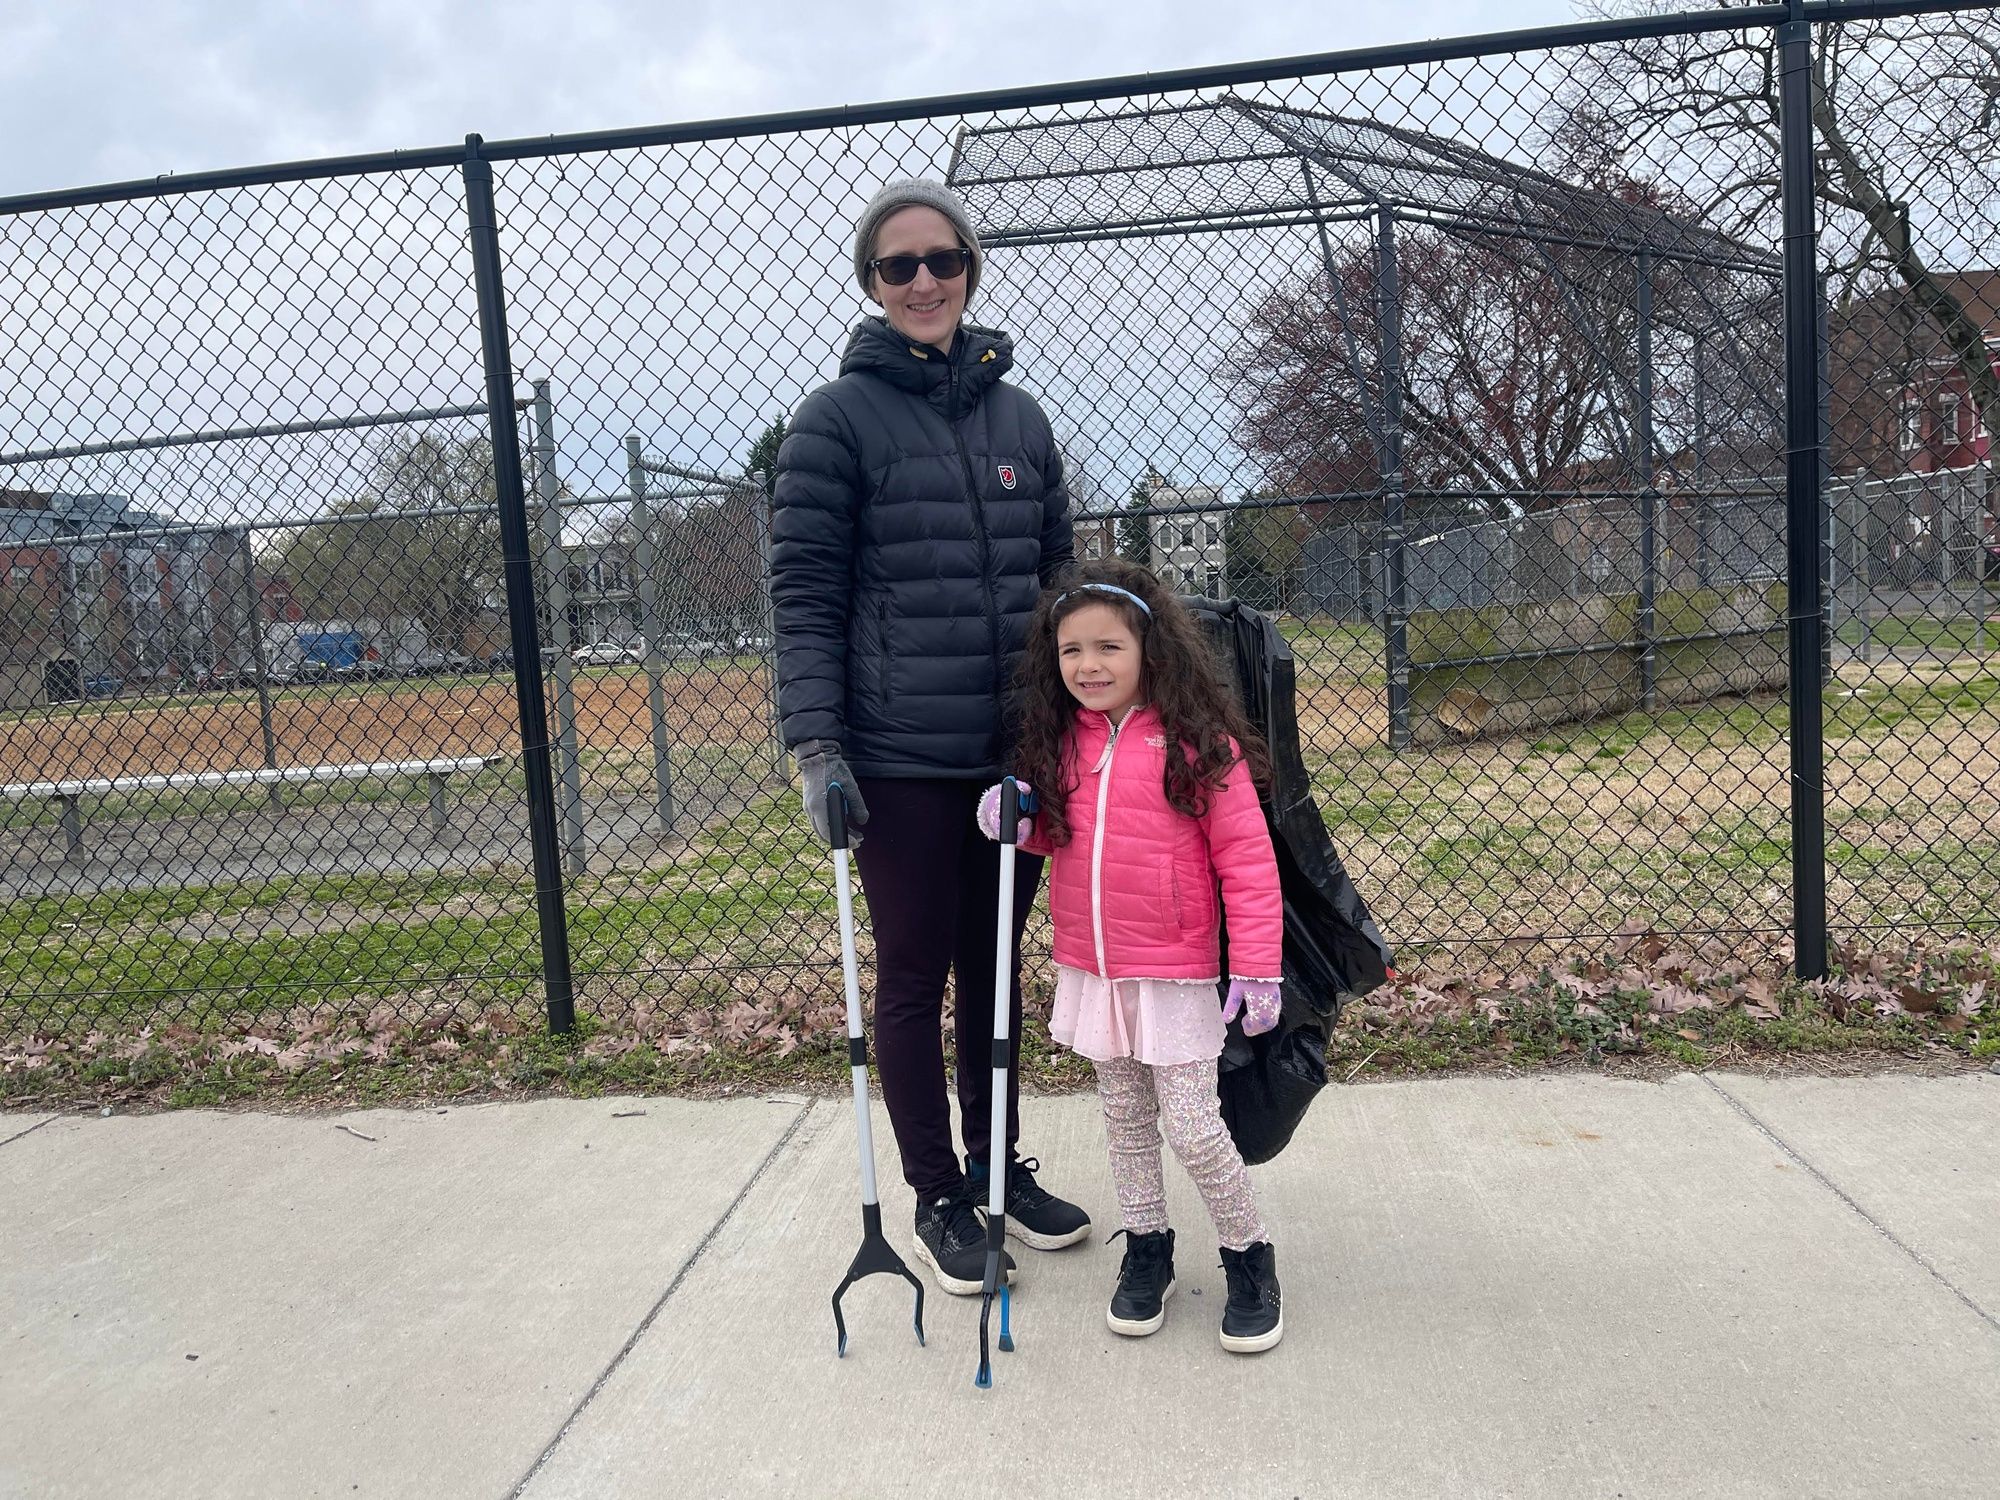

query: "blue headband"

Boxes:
[1054, 582, 1152, 618]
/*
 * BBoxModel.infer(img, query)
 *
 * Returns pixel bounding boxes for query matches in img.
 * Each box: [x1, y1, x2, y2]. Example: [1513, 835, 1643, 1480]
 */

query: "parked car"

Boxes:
[489, 646, 561, 672]
[389, 650, 452, 677]
[573, 640, 642, 666]
[81, 673, 124, 699]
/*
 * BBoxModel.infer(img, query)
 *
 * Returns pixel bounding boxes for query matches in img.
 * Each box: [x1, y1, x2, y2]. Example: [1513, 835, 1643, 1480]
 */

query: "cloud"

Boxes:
[1, 0, 1568, 197]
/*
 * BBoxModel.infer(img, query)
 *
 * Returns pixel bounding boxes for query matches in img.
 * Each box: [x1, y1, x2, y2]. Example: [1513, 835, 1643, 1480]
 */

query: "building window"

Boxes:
[1900, 398, 1923, 454]
[1940, 391, 1961, 446]
[1179, 523, 1194, 548]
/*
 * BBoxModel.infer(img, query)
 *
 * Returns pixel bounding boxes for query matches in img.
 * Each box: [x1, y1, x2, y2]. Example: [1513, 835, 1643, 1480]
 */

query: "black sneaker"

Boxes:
[967, 1155, 1092, 1250]
[1105, 1228, 1176, 1337]
[912, 1181, 1015, 1297]
[1219, 1241, 1284, 1354]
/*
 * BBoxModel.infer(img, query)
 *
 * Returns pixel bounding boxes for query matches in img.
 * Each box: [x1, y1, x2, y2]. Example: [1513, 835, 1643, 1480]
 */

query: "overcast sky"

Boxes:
[3, 0, 1580, 199]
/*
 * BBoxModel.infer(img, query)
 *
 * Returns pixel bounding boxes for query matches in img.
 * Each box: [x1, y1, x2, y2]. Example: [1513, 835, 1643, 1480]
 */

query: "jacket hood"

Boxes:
[838, 316, 1015, 418]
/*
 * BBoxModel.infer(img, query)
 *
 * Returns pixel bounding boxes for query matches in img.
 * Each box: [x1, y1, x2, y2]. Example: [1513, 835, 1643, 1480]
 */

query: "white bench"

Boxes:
[0, 756, 495, 860]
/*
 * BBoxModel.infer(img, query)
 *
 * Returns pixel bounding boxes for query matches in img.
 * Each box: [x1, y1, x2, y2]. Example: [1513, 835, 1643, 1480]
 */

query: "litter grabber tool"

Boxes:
[826, 783, 926, 1358]
[975, 775, 1033, 1388]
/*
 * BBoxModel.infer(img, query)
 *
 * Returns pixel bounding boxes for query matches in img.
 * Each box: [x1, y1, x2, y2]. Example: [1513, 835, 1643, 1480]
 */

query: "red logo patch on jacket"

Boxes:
[996, 464, 1017, 490]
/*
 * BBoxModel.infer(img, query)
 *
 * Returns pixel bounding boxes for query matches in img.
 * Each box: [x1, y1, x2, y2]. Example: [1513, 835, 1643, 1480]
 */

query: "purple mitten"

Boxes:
[975, 779, 1035, 842]
[1223, 978, 1283, 1036]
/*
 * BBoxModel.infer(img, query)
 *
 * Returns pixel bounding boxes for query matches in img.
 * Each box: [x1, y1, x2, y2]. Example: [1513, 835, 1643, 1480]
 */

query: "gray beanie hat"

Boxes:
[852, 178, 982, 304]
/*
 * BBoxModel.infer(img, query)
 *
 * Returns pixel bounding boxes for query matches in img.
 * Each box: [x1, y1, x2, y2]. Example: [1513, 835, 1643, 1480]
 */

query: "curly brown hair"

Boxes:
[1008, 556, 1269, 848]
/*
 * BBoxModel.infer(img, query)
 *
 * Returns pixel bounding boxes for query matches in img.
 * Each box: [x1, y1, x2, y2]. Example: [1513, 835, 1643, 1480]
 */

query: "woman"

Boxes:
[770, 178, 1091, 1294]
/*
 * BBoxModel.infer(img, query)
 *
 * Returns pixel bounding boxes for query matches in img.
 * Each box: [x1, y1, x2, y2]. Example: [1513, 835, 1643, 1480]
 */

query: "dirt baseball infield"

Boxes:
[2, 666, 779, 782]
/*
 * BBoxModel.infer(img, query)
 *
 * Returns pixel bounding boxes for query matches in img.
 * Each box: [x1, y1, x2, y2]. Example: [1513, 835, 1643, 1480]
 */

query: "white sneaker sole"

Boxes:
[979, 1208, 1091, 1251]
[1106, 1278, 1175, 1337]
[910, 1234, 1016, 1298]
[1220, 1312, 1284, 1354]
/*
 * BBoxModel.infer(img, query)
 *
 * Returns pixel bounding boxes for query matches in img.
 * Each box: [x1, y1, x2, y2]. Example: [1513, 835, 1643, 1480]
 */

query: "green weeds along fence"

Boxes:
[4, 1, 1998, 1038]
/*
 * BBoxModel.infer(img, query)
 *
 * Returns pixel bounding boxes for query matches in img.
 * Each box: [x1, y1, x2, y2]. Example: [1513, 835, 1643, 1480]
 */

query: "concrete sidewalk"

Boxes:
[3, 1071, 1996, 1499]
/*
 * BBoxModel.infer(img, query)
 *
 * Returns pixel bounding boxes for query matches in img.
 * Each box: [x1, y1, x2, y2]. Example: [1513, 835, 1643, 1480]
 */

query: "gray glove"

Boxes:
[796, 739, 868, 848]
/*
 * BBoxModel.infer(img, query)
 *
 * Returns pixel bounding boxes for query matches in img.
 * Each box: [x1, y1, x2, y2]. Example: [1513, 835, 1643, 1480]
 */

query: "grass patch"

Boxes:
[0, 792, 833, 1032]
[1835, 611, 2000, 655]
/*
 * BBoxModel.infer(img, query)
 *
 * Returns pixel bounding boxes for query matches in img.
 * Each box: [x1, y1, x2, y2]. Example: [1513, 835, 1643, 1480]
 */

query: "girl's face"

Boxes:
[868, 205, 967, 354]
[1056, 602, 1144, 722]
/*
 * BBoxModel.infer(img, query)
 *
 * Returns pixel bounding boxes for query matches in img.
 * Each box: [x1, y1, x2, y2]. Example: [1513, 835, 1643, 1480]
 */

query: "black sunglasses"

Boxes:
[867, 248, 971, 286]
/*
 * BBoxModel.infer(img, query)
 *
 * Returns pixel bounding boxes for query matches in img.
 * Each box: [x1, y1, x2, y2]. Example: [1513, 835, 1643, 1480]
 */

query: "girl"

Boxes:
[978, 557, 1286, 1353]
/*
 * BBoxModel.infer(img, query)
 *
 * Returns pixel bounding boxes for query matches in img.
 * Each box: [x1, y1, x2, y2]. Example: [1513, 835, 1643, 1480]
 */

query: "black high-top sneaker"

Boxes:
[912, 1181, 1016, 1297]
[1105, 1228, 1176, 1337]
[967, 1155, 1092, 1249]
[1218, 1241, 1284, 1353]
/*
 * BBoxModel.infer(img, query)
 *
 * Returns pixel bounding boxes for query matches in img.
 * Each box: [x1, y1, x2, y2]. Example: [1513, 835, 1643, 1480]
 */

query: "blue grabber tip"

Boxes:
[998, 1285, 1014, 1353]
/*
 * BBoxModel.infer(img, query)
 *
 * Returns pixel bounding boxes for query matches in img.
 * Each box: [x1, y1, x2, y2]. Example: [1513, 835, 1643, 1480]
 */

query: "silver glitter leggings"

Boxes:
[1094, 1055, 1268, 1251]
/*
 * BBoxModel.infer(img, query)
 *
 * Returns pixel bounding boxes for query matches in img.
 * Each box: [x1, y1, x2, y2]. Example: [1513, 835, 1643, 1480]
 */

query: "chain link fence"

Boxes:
[3, 1, 1995, 1039]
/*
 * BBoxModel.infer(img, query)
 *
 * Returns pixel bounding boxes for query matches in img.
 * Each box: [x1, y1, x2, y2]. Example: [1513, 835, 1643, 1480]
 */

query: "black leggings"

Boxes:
[851, 777, 1043, 1200]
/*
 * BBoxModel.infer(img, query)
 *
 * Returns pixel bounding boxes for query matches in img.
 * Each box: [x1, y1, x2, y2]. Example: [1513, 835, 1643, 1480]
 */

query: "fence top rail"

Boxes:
[0, 5, 1834, 216]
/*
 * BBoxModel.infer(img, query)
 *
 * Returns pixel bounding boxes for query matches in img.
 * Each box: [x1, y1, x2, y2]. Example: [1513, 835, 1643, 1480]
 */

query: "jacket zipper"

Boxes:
[1088, 715, 1123, 980]
[948, 360, 1004, 721]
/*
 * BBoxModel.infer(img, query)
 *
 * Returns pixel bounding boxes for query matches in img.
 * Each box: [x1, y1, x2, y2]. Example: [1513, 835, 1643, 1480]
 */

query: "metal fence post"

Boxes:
[1636, 250, 1659, 712]
[1778, 7, 1829, 981]
[748, 469, 786, 773]
[624, 435, 676, 832]
[1816, 278, 1837, 686]
[1375, 206, 1412, 751]
[233, 525, 284, 812]
[530, 380, 589, 875]
[462, 134, 577, 1033]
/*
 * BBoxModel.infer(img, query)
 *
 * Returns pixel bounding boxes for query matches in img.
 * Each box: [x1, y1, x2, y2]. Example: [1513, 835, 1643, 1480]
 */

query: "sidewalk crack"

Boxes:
[0, 1116, 60, 1150]
[505, 1098, 817, 1499]
[1701, 1075, 1998, 1336]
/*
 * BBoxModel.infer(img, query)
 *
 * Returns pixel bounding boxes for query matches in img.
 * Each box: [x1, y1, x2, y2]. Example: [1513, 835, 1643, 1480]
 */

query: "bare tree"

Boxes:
[1216, 218, 1765, 519]
[1571, 3, 2000, 456]
[267, 432, 501, 649]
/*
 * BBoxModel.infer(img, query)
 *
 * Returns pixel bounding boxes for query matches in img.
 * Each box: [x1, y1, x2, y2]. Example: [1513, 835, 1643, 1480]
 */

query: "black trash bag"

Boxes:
[1217, 1022, 1328, 1167]
[1184, 595, 1394, 1165]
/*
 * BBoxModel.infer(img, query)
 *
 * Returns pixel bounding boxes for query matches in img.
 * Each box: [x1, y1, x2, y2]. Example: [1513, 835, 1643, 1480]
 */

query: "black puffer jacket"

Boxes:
[771, 317, 1074, 778]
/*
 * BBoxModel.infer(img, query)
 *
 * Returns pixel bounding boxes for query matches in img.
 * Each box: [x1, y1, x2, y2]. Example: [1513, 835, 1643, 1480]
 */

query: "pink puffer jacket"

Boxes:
[1021, 705, 1282, 981]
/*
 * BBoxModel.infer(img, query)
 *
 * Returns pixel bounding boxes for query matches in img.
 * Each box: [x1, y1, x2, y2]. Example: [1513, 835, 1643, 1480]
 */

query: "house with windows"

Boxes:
[1140, 468, 1229, 596]
[1887, 270, 2000, 474]
[1828, 269, 1998, 479]
[1071, 511, 1118, 563]
[1823, 270, 1999, 586]
[559, 536, 641, 645]
[0, 489, 227, 703]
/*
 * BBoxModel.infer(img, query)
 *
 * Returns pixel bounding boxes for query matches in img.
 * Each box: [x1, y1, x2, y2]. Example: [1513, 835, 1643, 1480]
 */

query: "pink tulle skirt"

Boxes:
[1047, 963, 1226, 1066]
